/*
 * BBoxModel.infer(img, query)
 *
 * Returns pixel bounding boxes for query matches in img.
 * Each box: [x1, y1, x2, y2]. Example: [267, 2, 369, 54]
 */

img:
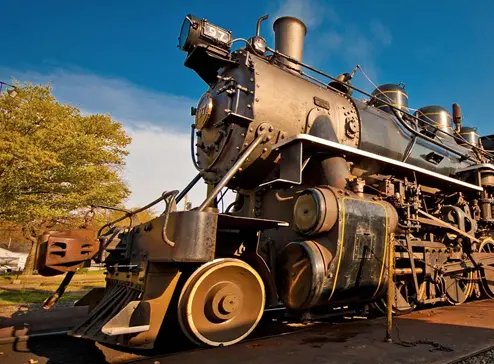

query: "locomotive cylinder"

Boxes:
[293, 188, 338, 235]
[278, 186, 399, 311]
[273, 16, 307, 71]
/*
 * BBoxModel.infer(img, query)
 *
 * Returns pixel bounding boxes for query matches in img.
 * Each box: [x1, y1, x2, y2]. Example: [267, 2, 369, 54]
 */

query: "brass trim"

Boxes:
[420, 112, 453, 119]
[378, 90, 408, 98]
[376, 104, 409, 109]
[195, 92, 213, 130]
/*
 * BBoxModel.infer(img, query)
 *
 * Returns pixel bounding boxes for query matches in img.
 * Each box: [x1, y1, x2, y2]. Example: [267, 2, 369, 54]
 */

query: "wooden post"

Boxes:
[385, 233, 394, 342]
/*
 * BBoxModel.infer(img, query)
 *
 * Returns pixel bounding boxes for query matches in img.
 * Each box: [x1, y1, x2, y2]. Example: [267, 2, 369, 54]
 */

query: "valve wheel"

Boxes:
[177, 258, 265, 347]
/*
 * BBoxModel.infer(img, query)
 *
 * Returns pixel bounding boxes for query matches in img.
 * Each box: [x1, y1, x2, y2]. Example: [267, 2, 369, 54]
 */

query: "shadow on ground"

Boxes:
[1, 299, 494, 364]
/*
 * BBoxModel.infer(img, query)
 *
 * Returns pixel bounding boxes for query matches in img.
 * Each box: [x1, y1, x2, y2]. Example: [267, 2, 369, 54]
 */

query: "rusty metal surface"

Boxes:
[69, 278, 144, 345]
[130, 210, 218, 263]
[37, 230, 100, 276]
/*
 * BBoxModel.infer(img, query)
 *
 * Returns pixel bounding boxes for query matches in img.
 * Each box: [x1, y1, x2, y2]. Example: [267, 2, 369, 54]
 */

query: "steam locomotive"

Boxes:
[36, 13, 494, 350]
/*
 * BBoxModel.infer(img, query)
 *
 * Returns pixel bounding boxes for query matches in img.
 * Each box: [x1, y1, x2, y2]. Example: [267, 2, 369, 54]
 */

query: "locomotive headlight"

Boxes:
[178, 14, 232, 53]
[195, 92, 213, 131]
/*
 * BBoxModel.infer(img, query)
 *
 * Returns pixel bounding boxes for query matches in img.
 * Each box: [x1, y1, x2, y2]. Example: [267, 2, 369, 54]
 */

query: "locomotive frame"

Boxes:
[36, 13, 494, 350]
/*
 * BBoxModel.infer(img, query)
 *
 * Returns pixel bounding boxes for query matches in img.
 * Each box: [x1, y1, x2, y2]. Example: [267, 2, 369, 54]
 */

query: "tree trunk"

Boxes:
[21, 222, 43, 276]
[22, 241, 38, 275]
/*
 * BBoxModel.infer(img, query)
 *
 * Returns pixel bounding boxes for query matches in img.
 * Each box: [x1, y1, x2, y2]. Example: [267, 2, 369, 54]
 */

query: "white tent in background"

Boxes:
[0, 247, 27, 272]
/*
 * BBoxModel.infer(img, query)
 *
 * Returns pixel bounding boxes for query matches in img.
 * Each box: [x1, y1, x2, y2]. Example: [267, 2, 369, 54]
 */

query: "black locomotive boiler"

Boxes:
[36, 13, 494, 350]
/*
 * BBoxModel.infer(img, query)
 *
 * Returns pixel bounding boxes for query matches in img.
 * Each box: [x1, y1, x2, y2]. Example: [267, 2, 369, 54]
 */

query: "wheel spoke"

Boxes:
[376, 279, 418, 315]
[443, 270, 473, 305]
[479, 239, 494, 298]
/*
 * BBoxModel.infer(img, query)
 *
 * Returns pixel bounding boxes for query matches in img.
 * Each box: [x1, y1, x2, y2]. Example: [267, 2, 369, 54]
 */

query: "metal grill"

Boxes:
[70, 280, 142, 345]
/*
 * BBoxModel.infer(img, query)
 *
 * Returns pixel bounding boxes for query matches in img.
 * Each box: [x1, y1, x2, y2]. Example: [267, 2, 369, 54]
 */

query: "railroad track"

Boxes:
[438, 345, 494, 364]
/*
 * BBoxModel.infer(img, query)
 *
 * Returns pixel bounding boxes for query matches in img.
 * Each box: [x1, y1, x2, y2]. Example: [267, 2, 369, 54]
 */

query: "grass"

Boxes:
[74, 268, 106, 275]
[0, 270, 106, 305]
[0, 290, 84, 305]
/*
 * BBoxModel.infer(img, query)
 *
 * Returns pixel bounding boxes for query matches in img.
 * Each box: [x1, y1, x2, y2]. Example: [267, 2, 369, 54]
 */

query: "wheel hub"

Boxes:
[207, 283, 243, 322]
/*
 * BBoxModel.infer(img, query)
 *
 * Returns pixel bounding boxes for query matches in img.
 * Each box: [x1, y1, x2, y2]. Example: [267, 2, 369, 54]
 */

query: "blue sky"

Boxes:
[2, 0, 494, 208]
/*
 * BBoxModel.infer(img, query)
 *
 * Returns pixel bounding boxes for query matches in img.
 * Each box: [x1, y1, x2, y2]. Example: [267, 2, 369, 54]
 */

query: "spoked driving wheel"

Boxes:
[443, 269, 474, 305]
[374, 279, 422, 315]
[479, 238, 494, 298]
[177, 258, 265, 347]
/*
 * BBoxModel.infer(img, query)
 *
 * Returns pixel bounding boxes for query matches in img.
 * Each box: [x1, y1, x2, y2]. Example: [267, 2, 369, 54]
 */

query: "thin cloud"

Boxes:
[272, 0, 338, 28]
[0, 68, 193, 132]
[370, 19, 393, 47]
[269, 0, 392, 84]
[0, 67, 235, 210]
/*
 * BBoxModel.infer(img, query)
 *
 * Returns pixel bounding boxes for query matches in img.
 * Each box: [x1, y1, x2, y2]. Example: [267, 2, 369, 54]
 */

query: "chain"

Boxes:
[394, 324, 454, 352]
[369, 246, 455, 352]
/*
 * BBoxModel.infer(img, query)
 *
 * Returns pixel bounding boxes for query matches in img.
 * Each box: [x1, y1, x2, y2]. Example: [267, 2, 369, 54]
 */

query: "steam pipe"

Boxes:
[309, 115, 351, 189]
[385, 233, 395, 342]
[256, 14, 269, 36]
[453, 103, 462, 133]
[389, 101, 471, 161]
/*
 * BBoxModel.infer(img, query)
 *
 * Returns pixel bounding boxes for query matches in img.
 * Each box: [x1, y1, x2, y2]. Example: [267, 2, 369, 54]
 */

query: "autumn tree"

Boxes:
[0, 81, 132, 274]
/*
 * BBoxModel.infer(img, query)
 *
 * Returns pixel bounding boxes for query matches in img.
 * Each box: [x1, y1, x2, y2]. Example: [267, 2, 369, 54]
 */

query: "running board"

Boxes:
[266, 134, 483, 192]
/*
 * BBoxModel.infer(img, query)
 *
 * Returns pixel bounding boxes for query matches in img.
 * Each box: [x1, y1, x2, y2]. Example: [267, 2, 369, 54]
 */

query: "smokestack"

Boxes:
[273, 16, 307, 71]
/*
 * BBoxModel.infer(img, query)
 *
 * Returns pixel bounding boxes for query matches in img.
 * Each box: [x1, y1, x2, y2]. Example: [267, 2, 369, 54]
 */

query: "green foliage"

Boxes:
[0, 290, 84, 305]
[0, 81, 132, 274]
[0, 81, 132, 228]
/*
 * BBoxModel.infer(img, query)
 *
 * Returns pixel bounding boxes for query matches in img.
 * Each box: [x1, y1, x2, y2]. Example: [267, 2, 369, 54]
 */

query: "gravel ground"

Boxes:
[458, 349, 494, 364]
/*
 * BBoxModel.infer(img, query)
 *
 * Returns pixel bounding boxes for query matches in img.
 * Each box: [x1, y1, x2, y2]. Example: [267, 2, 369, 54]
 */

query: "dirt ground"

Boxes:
[0, 299, 494, 364]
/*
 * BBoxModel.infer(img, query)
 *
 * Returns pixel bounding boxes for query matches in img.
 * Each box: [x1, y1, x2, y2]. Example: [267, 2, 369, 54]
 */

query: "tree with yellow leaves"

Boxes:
[0, 81, 132, 274]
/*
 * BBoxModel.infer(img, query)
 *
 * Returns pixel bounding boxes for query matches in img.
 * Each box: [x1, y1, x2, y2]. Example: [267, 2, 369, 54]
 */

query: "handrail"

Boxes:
[97, 173, 202, 238]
